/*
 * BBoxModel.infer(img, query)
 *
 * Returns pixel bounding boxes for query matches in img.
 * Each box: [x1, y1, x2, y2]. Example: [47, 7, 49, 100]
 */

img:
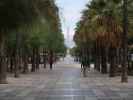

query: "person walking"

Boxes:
[49, 50, 54, 70]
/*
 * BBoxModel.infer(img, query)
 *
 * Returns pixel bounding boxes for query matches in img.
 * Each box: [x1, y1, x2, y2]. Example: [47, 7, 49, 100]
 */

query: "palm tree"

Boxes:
[121, 0, 128, 83]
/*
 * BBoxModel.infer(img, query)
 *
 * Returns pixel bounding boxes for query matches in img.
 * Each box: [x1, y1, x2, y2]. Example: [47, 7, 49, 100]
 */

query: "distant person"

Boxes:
[63, 54, 65, 61]
[49, 51, 54, 70]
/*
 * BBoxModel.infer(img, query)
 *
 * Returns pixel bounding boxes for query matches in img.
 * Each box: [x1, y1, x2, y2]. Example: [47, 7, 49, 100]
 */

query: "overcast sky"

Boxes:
[56, 0, 89, 48]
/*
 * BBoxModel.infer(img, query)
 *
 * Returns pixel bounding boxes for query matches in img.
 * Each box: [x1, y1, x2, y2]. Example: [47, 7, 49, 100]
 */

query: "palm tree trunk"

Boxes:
[14, 49, 20, 78]
[121, 0, 128, 82]
[109, 47, 116, 77]
[14, 32, 22, 78]
[87, 47, 90, 70]
[116, 48, 120, 73]
[0, 34, 7, 84]
[43, 48, 46, 68]
[101, 47, 107, 74]
[23, 54, 29, 73]
[36, 48, 40, 70]
[31, 48, 36, 72]
[95, 42, 101, 72]
[10, 56, 14, 73]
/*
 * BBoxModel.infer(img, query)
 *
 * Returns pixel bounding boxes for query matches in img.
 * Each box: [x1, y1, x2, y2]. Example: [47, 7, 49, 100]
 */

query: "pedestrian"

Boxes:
[49, 50, 54, 70]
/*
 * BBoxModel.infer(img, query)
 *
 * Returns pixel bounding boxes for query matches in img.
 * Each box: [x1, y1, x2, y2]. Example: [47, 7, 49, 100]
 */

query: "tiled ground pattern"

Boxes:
[0, 55, 133, 100]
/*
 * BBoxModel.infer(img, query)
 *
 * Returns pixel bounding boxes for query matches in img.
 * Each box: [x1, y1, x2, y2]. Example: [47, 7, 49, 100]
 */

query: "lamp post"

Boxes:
[121, 0, 128, 83]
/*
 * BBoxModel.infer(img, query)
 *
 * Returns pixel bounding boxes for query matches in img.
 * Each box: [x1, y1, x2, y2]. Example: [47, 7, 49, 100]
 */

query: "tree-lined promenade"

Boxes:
[0, 0, 133, 99]
[0, 0, 66, 84]
[73, 0, 133, 82]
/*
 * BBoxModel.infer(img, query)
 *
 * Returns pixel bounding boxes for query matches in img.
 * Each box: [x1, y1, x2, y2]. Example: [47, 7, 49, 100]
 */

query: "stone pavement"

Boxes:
[0, 55, 133, 100]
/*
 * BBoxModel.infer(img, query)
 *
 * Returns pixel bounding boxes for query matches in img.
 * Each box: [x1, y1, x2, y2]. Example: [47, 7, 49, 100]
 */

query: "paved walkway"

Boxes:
[0, 55, 133, 100]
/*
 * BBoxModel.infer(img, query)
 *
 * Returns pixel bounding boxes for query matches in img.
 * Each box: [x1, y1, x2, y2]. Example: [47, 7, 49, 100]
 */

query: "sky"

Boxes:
[56, 0, 89, 48]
